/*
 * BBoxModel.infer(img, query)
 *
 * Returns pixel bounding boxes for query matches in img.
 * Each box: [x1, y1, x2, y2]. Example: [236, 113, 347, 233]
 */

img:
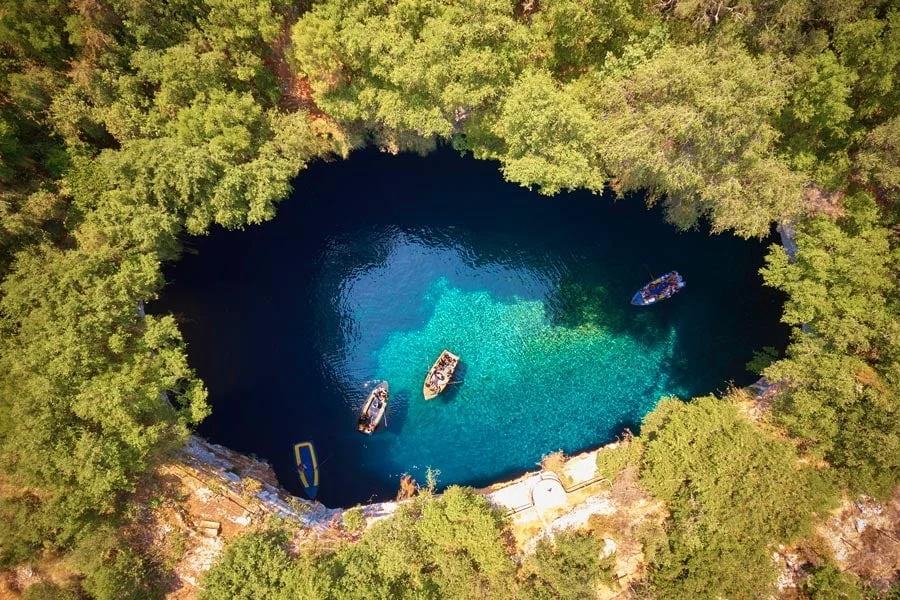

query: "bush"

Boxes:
[801, 563, 864, 600]
[199, 529, 293, 600]
[334, 486, 517, 599]
[22, 582, 80, 600]
[520, 530, 614, 600]
[595, 434, 643, 481]
[67, 529, 155, 600]
[639, 396, 837, 600]
[342, 507, 366, 533]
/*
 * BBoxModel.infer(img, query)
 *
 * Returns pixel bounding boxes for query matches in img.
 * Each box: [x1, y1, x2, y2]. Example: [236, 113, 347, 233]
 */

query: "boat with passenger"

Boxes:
[631, 271, 686, 306]
[423, 349, 460, 400]
[357, 381, 389, 435]
[293, 441, 319, 499]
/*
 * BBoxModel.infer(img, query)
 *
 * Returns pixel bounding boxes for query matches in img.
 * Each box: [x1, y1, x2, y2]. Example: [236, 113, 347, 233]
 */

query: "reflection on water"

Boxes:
[154, 147, 787, 506]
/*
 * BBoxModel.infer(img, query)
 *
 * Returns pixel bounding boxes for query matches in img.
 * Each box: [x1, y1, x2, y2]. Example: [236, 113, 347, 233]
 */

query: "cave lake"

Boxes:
[152, 146, 788, 507]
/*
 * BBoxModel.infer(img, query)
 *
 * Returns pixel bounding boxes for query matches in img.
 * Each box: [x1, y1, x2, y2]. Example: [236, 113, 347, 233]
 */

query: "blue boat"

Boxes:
[631, 271, 686, 306]
[293, 441, 319, 499]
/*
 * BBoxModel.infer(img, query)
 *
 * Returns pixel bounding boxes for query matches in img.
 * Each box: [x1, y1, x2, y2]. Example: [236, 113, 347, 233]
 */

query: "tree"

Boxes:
[520, 530, 614, 600]
[639, 396, 836, 599]
[778, 51, 858, 190]
[203, 489, 518, 600]
[761, 192, 900, 495]
[333, 486, 517, 600]
[292, 0, 530, 138]
[576, 43, 806, 238]
[854, 115, 900, 209]
[528, 0, 650, 77]
[199, 529, 295, 600]
[833, 12, 900, 123]
[21, 582, 80, 600]
[801, 562, 865, 600]
[67, 528, 154, 600]
[0, 224, 208, 551]
[488, 70, 606, 195]
[0, 0, 74, 66]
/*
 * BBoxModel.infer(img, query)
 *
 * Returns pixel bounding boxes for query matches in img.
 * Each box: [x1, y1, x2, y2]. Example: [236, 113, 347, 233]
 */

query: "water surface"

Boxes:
[154, 147, 786, 506]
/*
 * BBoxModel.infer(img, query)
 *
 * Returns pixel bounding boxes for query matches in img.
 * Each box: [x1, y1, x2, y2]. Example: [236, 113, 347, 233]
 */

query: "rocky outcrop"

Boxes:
[179, 436, 341, 530]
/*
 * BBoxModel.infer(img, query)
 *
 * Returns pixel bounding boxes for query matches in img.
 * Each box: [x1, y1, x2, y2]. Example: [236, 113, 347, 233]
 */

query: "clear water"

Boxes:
[153, 147, 787, 507]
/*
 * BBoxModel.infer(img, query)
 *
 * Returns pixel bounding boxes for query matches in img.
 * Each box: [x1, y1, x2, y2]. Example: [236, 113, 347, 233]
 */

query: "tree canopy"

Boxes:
[639, 396, 836, 599]
[0, 0, 898, 597]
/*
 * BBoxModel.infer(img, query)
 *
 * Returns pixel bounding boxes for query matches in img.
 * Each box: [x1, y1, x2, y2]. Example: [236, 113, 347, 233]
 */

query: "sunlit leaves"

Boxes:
[492, 70, 605, 195]
[202, 488, 517, 600]
[579, 43, 804, 237]
[761, 194, 900, 495]
[640, 396, 836, 600]
[292, 0, 529, 138]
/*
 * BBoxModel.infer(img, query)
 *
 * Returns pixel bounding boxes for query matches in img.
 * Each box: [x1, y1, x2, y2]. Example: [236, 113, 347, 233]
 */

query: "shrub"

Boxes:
[801, 563, 864, 600]
[595, 433, 643, 481]
[639, 396, 837, 600]
[342, 507, 366, 533]
[199, 529, 293, 600]
[67, 529, 155, 600]
[22, 582, 80, 600]
[520, 530, 615, 600]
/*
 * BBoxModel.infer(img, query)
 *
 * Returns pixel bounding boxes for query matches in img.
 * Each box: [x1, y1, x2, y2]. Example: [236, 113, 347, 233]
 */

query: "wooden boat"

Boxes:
[293, 441, 319, 499]
[423, 349, 460, 400]
[357, 381, 389, 435]
[631, 271, 686, 306]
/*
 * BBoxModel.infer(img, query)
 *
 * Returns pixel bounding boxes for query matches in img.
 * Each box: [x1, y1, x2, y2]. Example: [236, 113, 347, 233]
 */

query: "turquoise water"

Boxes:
[370, 279, 677, 481]
[154, 147, 786, 506]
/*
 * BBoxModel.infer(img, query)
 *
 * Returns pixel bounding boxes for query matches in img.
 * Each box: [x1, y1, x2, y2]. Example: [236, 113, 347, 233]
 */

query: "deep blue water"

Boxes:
[153, 146, 787, 507]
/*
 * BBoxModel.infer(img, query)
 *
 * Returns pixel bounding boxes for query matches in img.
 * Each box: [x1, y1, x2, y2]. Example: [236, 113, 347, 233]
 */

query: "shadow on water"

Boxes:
[383, 390, 411, 434]
[437, 361, 468, 404]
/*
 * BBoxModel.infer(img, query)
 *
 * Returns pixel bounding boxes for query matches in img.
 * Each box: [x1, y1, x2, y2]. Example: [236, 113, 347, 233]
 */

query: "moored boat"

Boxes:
[631, 271, 686, 306]
[357, 381, 389, 435]
[423, 349, 460, 400]
[293, 441, 319, 499]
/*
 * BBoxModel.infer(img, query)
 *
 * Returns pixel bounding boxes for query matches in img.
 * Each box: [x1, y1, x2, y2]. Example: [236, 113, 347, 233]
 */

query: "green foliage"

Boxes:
[68, 528, 155, 600]
[761, 192, 900, 495]
[0, 0, 74, 65]
[342, 507, 366, 533]
[292, 0, 530, 138]
[275, 553, 337, 600]
[778, 51, 858, 189]
[0, 0, 335, 581]
[0, 229, 209, 549]
[762, 194, 895, 357]
[199, 529, 295, 600]
[855, 115, 900, 204]
[529, 0, 650, 76]
[577, 43, 805, 238]
[490, 70, 605, 195]
[21, 582, 80, 600]
[656, 0, 879, 58]
[639, 396, 837, 599]
[747, 346, 780, 375]
[519, 530, 614, 600]
[1, 0, 899, 596]
[594, 435, 643, 481]
[833, 12, 900, 123]
[801, 563, 865, 600]
[334, 486, 516, 599]
[203, 488, 517, 600]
